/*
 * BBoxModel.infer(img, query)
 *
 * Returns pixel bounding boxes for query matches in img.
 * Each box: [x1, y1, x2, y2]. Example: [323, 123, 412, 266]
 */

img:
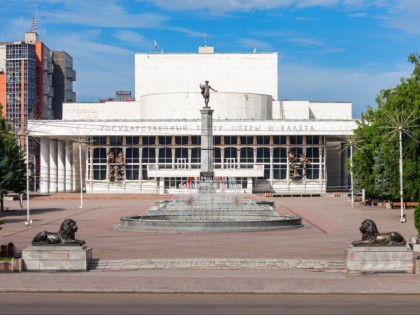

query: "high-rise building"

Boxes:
[52, 51, 76, 119]
[0, 32, 76, 142]
[0, 31, 76, 190]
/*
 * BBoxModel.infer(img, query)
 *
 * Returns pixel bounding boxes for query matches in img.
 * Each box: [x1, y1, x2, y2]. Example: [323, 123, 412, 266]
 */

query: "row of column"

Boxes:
[40, 138, 79, 193]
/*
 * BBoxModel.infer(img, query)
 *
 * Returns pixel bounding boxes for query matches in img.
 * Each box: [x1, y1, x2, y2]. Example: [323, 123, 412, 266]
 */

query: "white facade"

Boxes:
[29, 47, 356, 195]
[135, 51, 278, 100]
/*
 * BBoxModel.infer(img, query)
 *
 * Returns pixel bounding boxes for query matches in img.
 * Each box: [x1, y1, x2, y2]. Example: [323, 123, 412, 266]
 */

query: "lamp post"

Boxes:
[350, 143, 354, 209]
[24, 133, 32, 225]
[398, 126, 405, 223]
[79, 142, 83, 209]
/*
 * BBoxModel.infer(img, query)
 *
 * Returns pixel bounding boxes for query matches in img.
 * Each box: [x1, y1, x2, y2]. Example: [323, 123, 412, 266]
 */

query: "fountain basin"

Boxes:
[116, 214, 303, 232]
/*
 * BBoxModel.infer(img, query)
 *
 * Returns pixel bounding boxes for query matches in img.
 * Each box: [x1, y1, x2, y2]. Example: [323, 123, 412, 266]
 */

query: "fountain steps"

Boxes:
[89, 258, 345, 272]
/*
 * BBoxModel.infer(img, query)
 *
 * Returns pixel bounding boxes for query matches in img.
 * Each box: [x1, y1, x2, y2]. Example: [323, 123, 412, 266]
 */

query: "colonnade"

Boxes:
[39, 138, 80, 193]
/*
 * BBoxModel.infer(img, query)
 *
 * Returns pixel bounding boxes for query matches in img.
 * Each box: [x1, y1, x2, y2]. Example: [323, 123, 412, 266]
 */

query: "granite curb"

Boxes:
[1, 269, 420, 295]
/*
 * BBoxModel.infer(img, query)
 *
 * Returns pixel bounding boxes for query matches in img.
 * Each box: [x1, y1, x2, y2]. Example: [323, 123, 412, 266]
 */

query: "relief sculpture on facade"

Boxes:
[107, 150, 125, 181]
[288, 150, 311, 181]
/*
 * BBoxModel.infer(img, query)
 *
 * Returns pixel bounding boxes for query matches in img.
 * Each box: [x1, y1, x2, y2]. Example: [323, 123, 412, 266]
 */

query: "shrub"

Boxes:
[414, 204, 420, 235]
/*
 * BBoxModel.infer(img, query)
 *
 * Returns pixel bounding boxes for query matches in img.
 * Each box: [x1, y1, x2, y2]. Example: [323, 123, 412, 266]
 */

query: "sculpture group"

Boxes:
[107, 150, 125, 181]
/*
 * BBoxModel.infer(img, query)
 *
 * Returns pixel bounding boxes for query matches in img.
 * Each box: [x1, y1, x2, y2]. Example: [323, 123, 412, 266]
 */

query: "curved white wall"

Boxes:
[140, 92, 272, 120]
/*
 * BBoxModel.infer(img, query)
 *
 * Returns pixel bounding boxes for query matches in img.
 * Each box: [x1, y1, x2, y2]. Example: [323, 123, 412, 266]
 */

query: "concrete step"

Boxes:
[89, 258, 346, 272]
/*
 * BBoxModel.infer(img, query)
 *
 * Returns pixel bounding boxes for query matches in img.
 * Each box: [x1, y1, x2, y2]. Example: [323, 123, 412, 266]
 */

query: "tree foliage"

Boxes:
[352, 53, 420, 201]
[0, 105, 27, 212]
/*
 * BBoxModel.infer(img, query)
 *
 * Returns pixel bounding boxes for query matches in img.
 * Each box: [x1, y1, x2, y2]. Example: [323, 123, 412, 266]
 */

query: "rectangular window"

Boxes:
[109, 136, 123, 146]
[306, 136, 319, 145]
[273, 136, 286, 145]
[93, 165, 107, 180]
[142, 136, 155, 145]
[191, 147, 201, 167]
[214, 136, 221, 145]
[240, 136, 253, 145]
[191, 136, 201, 145]
[93, 137, 106, 145]
[256, 136, 270, 145]
[175, 136, 188, 145]
[126, 148, 140, 163]
[224, 136, 237, 145]
[126, 136, 139, 145]
[290, 136, 303, 145]
[240, 147, 254, 168]
[93, 148, 107, 163]
[126, 165, 139, 180]
[158, 136, 172, 145]
[158, 148, 172, 168]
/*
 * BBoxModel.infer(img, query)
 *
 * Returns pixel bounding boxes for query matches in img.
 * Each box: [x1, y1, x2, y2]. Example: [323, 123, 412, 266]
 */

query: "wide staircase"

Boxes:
[89, 258, 345, 272]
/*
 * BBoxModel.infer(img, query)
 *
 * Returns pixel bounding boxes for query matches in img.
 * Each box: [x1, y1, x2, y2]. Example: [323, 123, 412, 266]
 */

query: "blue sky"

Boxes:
[1, 0, 419, 118]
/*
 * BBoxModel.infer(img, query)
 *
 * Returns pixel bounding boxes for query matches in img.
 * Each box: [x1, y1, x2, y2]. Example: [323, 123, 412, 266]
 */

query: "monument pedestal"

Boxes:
[22, 245, 92, 271]
[345, 246, 413, 273]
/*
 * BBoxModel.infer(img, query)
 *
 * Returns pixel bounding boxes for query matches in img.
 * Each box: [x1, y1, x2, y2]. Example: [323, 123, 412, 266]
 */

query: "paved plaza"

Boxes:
[0, 193, 419, 294]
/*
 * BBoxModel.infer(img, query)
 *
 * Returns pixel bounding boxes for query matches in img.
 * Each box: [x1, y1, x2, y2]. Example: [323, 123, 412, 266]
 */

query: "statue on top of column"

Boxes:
[200, 80, 217, 107]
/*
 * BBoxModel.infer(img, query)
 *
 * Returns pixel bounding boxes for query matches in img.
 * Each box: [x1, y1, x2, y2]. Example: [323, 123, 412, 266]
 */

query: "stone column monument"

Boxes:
[200, 107, 214, 179]
[199, 80, 217, 180]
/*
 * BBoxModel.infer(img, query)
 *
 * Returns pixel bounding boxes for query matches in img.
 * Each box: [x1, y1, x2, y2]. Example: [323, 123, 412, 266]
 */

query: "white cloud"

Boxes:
[287, 37, 324, 46]
[40, 0, 169, 28]
[113, 30, 150, 48]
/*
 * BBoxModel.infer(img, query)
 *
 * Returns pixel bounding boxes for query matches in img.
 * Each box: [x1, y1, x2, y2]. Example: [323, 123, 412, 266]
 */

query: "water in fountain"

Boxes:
[117, 179, 303, 232]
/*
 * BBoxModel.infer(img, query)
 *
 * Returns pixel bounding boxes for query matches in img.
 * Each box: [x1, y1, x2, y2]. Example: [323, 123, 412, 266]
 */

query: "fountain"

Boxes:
[116, 82, 303, 232]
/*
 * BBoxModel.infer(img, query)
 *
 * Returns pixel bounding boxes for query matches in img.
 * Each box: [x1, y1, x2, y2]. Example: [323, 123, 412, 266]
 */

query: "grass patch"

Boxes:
[0, 257, 12, 262]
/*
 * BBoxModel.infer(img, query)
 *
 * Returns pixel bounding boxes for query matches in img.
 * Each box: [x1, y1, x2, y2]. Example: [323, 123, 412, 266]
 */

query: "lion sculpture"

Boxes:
[351, 219, 406, 246]
[32, 219, 86, 245]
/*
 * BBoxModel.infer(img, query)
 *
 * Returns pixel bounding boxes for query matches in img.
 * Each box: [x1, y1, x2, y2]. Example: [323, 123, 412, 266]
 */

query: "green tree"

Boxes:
[352, 53, 420, 202]
[0, 105, 26, 212]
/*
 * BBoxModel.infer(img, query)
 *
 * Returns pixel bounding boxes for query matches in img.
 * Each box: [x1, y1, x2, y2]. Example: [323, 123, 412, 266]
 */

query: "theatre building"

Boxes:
[28, 46, 356, 195]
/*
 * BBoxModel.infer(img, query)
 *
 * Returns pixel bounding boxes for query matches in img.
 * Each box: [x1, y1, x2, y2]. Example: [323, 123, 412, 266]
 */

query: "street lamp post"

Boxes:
[398, 126, 405, 223]
[79, 142, 83, 209]
[350, 143, 354, 209]
[24, 133, 32, 225]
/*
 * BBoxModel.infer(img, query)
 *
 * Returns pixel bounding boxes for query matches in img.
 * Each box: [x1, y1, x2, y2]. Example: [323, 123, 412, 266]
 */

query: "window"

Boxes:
[240, 147, 254, 168]
[175, 136, 188, 145]
[109, 136, 123, 146]
[191, 136, 201, 145]
[224, 136, 237, 145]
[158, 136, 172, 145]
[273, 136, 286, 145]
[142, 148, 156, 179]
[240, 136, 253, 145]
[273, 147, 287, 179]
[142, 136, 155, 145]
[158, 148, 172, 168]
[92, 148, 107, 180]
[126, 136, 139, 145]
[257, 147, 270, 179]
[125, 147, 140, 180]
[290, 136, 303, 145]
[257, 136, 270, 145]
[214, 136, 221, 145]
[191, 147, 201, 168]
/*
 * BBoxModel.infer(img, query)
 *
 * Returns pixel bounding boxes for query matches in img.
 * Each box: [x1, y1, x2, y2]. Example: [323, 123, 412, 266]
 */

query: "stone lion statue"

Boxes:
[351, 219, 406, 246]
[32, 219, 86, 245]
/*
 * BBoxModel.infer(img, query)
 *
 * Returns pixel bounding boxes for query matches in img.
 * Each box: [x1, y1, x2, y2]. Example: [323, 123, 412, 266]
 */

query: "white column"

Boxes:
[65, 141, 73, 191]
[40, 138, 50, 193]
[57, 140, 66, 192]
[49, 139, 58, 193]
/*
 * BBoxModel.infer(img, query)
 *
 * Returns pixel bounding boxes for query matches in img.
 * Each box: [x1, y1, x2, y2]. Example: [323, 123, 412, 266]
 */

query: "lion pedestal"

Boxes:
[22, 245, 92, 271]
[22, 218, 91, 271]
[345, 246, 413, 273]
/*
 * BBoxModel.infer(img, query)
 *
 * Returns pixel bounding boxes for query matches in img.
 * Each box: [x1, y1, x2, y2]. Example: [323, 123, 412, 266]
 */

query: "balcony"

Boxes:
[147, 164, 264, 178]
